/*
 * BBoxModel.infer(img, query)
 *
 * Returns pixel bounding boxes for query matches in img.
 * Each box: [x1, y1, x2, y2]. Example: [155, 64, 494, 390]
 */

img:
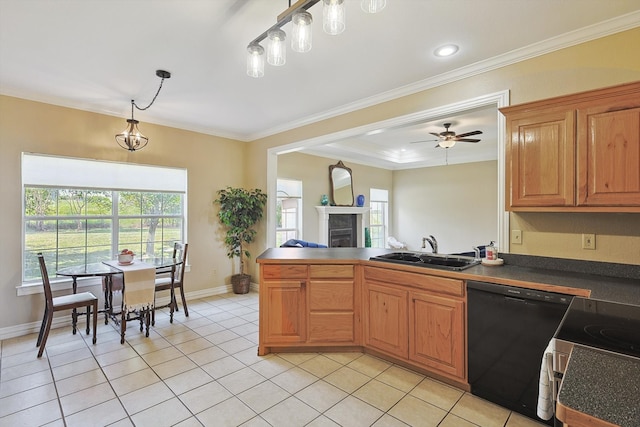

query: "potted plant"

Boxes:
[215, 187, 268, 294]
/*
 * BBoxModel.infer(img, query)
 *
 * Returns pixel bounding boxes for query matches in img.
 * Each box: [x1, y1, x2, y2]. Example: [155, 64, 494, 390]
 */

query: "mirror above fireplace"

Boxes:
[329, 160, 354, 206]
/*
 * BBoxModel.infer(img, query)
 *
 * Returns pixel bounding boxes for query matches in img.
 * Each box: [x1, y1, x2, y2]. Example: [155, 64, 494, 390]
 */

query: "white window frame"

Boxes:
[276, 179, 302, 246]
[369, 188, 389, 248]
[19, 153, 187, 295]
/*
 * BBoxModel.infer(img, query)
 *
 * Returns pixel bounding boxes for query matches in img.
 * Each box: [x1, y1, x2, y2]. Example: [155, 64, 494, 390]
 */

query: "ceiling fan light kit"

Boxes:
[410, 122, 483, 150]
[115, 69, 171, 152]
[246, 0, 384, 78]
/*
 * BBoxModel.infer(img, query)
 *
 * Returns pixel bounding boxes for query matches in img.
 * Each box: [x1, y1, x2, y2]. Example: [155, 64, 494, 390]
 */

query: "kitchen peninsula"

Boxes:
[257, 247, 640, 427]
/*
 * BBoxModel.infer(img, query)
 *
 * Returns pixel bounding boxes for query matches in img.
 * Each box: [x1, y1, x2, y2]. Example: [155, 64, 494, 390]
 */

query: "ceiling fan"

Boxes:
[410, 123, 483, 148]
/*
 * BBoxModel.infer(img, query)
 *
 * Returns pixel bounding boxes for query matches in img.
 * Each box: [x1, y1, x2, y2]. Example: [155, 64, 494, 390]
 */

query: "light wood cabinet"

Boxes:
[363, 281, 408, 358]
[362, 266, 466, 381]
[501, 81, 640, 212]
[308, 264, 356, 343]
[505, 109, 576, 207]
[259, 263, 358, 355]
[577, 104, 640, 206]
[409, 291, 465, 378]
[259, 264, 307, 354]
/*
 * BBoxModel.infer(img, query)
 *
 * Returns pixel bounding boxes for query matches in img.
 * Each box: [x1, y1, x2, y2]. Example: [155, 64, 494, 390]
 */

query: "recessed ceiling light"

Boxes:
[434, 44, 459, 57]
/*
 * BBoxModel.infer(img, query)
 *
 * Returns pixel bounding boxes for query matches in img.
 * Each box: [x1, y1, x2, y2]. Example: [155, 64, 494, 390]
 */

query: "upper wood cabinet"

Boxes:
[501, 81, 640, 212]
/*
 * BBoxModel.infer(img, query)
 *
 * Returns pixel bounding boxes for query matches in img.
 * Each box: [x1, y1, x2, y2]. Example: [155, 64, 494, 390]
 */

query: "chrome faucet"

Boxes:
[421, 235, 438, 253]
[472, 246, 481, 261]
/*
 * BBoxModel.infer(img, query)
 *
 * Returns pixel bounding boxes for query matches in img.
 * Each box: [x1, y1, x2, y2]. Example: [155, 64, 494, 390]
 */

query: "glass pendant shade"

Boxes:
[439, 139, 456, 149]
[323, 0, 345, 35]
[115, 119, 148, 152]
[361, 0, 386, 13]
[267, 28, 286, 66]
[246, 43, 265, 78]
[291, 11, 313, 53]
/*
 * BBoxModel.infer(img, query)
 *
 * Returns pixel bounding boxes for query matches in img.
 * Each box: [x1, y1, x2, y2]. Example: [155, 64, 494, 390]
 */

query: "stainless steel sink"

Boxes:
[369, 252, 480, 271]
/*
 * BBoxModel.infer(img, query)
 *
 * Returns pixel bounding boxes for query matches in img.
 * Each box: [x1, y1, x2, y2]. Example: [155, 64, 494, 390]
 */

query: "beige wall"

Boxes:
[278, 152, 393, 243]
[393, 161, 498, 254]
[0, 96, 246, 331]
[247, 27, 640, 265]
[2, 28, 640, 335]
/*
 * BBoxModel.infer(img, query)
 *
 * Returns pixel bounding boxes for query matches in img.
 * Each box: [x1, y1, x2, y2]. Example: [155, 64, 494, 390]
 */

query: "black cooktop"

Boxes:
[554, 297, 640, 358]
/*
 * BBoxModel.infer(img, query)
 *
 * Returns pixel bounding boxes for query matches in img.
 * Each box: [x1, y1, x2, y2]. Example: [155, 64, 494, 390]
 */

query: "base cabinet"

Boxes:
[363, 282, 408, 358]
[362, 266, 466, 381]
[308, 264, 356, 343]
[260, 265, 307, 348]
[259, 263, 357, 355]
[409, 291, 465, 378]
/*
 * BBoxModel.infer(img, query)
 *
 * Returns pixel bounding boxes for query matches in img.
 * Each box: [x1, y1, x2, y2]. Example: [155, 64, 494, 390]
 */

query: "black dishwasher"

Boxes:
[467, 281, 572, 426]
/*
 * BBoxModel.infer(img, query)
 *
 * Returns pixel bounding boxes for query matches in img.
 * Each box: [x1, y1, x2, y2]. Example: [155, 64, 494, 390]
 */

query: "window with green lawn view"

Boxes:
[22, 154, 187, 283]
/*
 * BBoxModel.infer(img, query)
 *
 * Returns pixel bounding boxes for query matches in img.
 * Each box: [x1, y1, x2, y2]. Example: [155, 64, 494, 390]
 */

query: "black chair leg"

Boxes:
[92, 302, 98, 344]
[86, 304, 91, 335]
[37, 311, 54, 358]
[179, 287, 189, 317]
[36, 305, 49, 347]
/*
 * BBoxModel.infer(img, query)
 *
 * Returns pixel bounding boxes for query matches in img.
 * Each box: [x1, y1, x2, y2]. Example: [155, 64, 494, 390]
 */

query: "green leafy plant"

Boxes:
[215, 187, 268, 276]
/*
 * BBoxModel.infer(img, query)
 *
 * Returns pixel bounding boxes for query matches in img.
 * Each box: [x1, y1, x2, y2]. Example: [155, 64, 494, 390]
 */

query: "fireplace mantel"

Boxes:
[315, 206, 370, 247]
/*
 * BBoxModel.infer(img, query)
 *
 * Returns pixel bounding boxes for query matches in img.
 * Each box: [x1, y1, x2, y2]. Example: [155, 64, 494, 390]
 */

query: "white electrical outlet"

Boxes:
[582, 233, 596, 250]
[512, 229, 523, 245]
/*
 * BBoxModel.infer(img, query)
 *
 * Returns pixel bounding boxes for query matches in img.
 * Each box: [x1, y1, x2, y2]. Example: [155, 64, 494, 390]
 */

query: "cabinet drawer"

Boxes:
[364, 266, 464, 297]
[262, 264, 307, 279]
[309, 280, 354, 310]
[308, 312, 354, 342]
[310, 264, 354, 278]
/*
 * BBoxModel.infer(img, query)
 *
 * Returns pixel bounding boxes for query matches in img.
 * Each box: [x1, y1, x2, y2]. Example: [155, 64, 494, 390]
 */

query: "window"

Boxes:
[22, 154, 187, 282]
[369, 188, 389, 248]
[276, 179, 302, 247]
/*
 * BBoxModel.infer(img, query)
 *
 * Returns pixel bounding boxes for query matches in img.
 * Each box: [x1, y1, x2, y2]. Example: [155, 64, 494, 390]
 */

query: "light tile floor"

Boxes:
[0, 291, 547, 427]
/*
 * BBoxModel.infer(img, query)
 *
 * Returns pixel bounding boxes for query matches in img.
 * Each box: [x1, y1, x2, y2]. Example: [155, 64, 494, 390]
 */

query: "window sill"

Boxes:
[17, 276, 104, 296]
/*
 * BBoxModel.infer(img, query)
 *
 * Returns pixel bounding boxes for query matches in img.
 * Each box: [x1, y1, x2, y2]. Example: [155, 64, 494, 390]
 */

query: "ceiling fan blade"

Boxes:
[429, 132, 442, 138]
[456, 138, 481, 143]
[409, 139, 439, 144]
[455, 130, 483, 138]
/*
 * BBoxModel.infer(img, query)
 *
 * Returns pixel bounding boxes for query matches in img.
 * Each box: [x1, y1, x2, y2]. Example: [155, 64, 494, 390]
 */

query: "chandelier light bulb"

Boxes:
[267, 28, 286, 66]
[323, 0, 345, 35]
[361, 0, 386, 13]
[246, 43, 265, 78]
[292, 11, 313, 53]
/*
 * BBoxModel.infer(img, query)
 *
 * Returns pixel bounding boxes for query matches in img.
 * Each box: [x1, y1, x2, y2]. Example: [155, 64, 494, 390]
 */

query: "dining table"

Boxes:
[56, 258, 183, 343]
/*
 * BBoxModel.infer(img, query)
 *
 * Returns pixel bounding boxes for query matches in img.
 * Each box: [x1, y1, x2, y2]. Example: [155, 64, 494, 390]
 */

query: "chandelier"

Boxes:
[115, 70, 171, 152]
[247, 0, 386, 78]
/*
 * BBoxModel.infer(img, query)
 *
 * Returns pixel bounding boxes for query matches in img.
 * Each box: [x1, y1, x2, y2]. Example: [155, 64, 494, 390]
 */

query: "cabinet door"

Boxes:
[262, 280, 306, 344]
[506, 110, 576, 207]
[363, 281, 408, 358]
[577, 106, 640, 206]
[409, 291, 465, 379]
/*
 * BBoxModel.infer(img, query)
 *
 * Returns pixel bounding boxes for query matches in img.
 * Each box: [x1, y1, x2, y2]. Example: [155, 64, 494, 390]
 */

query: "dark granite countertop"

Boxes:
[558, 346, 640, 427]
[257, 248, 640, 304]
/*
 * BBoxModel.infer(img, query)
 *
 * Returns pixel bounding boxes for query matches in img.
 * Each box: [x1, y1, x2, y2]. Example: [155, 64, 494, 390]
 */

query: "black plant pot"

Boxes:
[231, 274, 251, 294]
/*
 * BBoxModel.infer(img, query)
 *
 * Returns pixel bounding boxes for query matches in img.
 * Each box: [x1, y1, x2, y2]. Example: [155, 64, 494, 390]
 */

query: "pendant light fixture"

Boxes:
[291, 10, 313, 52]
[115, 70, 171, 152]
[361, 0, 386, 13]
[246, 0, 384, 77]
[267, 28, 286, 66]
[246, 43, 265, 78]
[323, 0, 345, 35]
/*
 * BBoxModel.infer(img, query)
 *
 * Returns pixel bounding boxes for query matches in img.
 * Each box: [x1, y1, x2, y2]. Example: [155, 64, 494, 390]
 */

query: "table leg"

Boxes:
[71, 276, 78, 334]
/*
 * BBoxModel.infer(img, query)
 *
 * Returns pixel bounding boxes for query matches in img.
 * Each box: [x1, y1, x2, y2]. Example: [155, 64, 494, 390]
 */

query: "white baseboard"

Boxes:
[0, 283, 258, 341]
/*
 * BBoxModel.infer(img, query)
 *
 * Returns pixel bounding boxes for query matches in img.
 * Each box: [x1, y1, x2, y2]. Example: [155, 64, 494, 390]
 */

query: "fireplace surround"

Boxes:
[315, 206, 370, 248]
